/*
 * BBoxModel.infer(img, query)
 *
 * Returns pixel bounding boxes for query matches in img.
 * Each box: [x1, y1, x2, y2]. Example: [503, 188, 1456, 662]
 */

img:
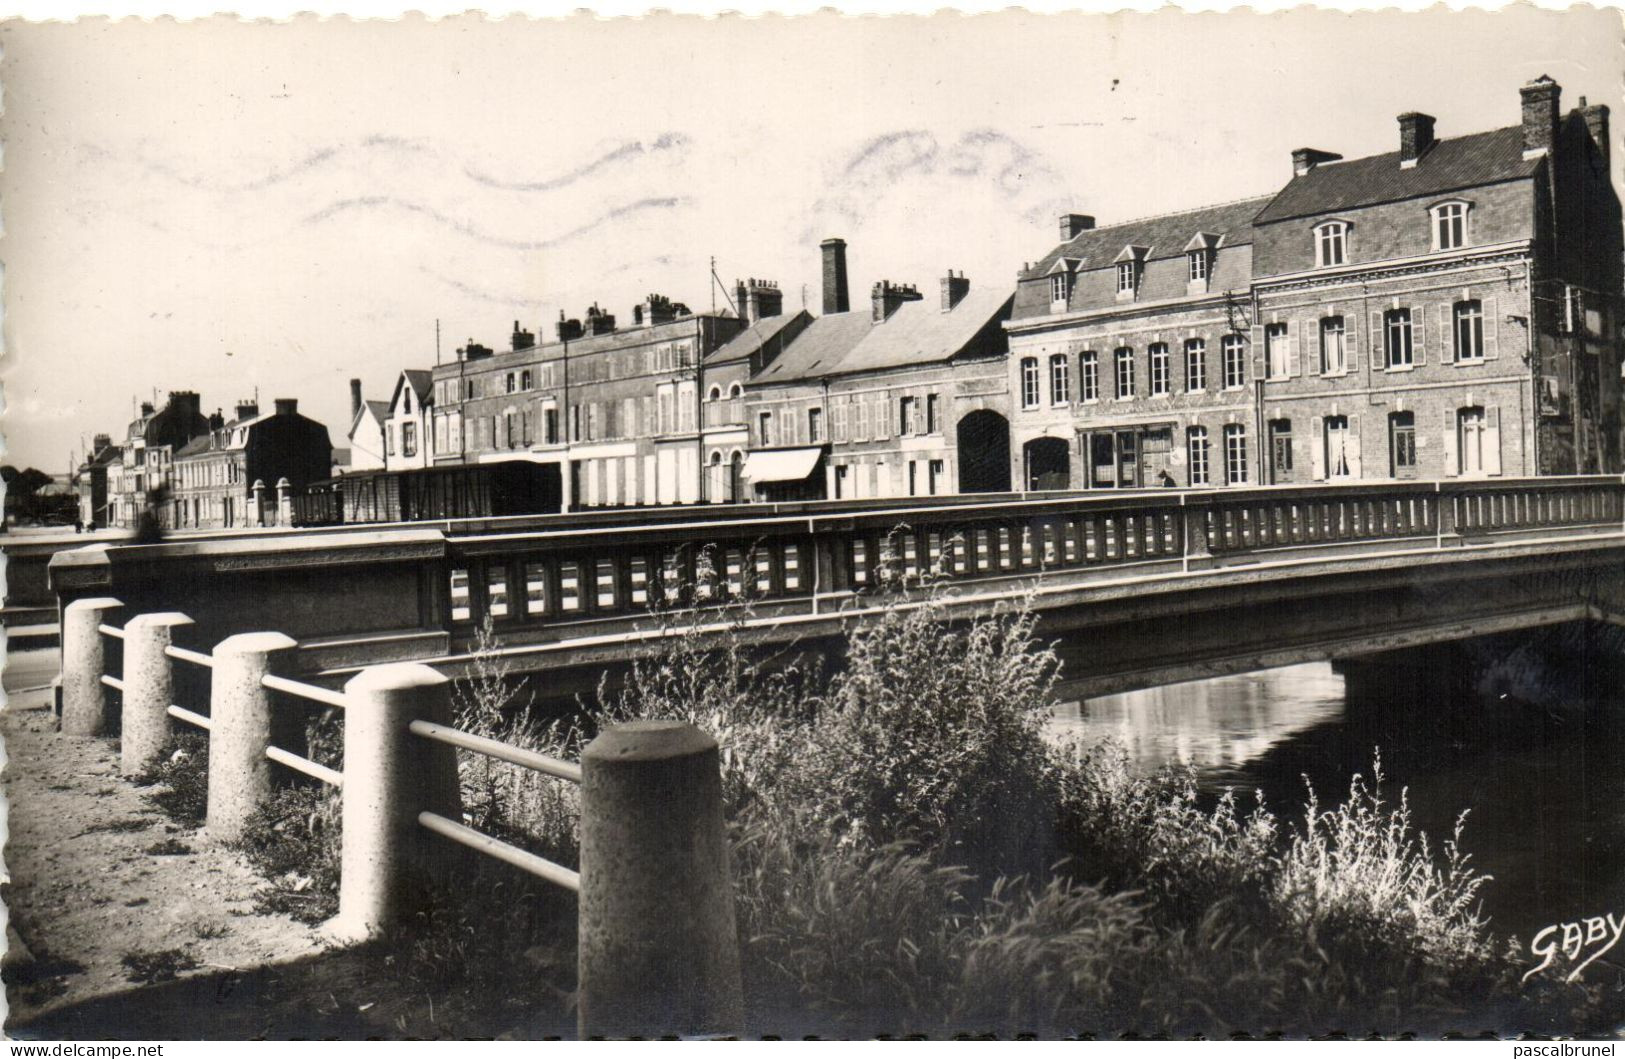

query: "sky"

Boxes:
[1, 8, 1620, 473]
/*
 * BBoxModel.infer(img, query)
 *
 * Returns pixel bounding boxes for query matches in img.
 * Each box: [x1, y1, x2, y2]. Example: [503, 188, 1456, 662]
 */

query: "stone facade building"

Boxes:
[72, 434, 121, 529]
[108, 392, 211, 528]
[1006, 75, 1622, 489]
[171, 398, 333, 529]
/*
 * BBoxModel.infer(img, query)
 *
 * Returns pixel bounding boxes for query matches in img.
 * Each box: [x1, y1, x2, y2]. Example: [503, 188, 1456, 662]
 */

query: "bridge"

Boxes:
[42, 475, 1625, 699]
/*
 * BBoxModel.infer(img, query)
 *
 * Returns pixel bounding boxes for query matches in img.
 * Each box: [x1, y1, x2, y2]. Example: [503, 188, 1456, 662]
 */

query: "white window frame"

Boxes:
[1432, 201, 1469, 252]
[1116, 261, 1139, 295]
[1454, 300, 1484, 362]
[1314, 221, 1348, 268]
[1049, 272, 1070, 307]
[1384, 308, 1414, 369]
[1221, 335, 1247, 390]
[1187, 426, 1210, 486]
[1265, 322, 1290, 380]
[1020, 357, 1041, 409]
[1114, 347, 1135, 400]
[1223, 424, 1248, 486]
[1149, 343, 1171, 397]
[1185, 339, 1207, 393]
[1049, 353, 1071, 406]
[1080, 350, 1099, 403]
[1320, 316, 1346, 375]
[1187, 250, 1209, 284]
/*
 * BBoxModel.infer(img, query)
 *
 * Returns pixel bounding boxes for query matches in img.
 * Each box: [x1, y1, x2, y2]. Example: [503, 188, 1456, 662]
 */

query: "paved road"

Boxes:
[4, 647, 58, 696]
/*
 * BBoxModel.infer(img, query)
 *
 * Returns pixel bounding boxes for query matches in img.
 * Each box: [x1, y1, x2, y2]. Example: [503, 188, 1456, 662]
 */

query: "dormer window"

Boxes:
[1116, 262, 1138, 294]
[1187, 250, 1208, 283]
[1314, 222, 1348, 267]
[1432, 201, 1469, 251]
[1046, 258, 1079, 312]
[1183, 232, 1219, 291]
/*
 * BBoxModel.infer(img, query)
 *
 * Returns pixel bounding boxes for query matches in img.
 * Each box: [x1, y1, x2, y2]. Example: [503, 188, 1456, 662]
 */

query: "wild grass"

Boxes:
[234, 783, 342, 925]
[133, 732, 210, 825]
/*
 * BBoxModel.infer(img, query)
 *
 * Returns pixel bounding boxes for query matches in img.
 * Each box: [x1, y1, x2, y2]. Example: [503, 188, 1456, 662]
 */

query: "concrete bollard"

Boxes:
[206, 631, 300, 843]
[577, 720, 742, 1039]
[120, 612, 196, 776]
[60, 597, 124, 736]
[326, 663, 460, 943]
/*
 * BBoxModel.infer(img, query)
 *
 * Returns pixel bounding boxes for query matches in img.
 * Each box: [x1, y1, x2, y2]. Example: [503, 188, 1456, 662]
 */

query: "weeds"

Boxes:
[145, 838, 194, 856]
[233, 783, 342, 925]
[120, 948, 199, 985]
[135, 732, 209, 825]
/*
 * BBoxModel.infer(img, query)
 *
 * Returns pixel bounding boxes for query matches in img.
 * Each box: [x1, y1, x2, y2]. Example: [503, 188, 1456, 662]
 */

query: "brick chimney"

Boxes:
[555, 312, 583, 342]
[460, 341, 494, 360]
[274, 398, 298, 417]
[584, 303, 616, 336]
[1059, 214, 1095, 241]
[940, 270, 970, 312]
[1580, 96, 1611, 169]
[350, 378, 362, 418]
[93, 433, 111, 452]
[512, 321, 536, 351]
[821, 238, 850, 315]
[234, 401, 259, 421]
[735, 278, 783, 325]
[637, 294, 677, 328]
[168, 391, 202, 421]
[140, 401, 155, 416]
[209, 409, 225, 431]
[1521, 74, 1561, 159]
[1398, 112, 1436, 167]
[1292, 147, 1343, 177]
[871, 280, 922, 324]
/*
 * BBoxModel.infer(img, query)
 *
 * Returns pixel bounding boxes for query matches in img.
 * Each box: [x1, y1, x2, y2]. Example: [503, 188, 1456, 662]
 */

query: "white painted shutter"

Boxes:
[1485, 297, 1500, 360]
[1439, 302, 1454, 362]
[1413, 306, 1426, 365]
[1370, 312, 1385, 369]
[1288, 320, 1302, 377]
[1442, 408, 1459, 476]
[1345, 315, 1358, 372]
[1484, 407, 1503, 475]
[1346, 414, 1363, 478]
[1250, 324, 1266, 380]
[1310, 416, 1326, 480]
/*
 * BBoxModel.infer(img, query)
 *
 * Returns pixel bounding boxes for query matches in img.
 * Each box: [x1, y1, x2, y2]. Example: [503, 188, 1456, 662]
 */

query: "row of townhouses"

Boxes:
[73, 392, 333, 530]
[347, 77, 1625, 510]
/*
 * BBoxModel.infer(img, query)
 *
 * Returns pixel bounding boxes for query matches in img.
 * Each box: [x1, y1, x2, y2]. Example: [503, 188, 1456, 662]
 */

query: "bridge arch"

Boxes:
[1023, 436, 1070, 491]
[957, 410, 1011, 493]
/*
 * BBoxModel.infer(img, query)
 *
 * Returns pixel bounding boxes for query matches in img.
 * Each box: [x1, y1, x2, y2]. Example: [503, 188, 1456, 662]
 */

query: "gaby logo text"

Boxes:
[1523, 911, 1624, 983]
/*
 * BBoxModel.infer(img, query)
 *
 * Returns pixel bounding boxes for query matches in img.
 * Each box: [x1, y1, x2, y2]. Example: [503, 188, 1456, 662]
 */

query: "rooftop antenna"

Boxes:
[435, 319, 441, 366]
[709, 257, 740, 318]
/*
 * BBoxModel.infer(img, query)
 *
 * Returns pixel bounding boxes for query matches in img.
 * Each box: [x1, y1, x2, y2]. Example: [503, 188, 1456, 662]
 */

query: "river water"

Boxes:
[1047, 661, 1625, 942]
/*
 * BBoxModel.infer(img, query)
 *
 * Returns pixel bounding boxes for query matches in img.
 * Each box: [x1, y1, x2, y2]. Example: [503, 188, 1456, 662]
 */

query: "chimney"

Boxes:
[512, 321, 535, 351]
[349, 378, 362, 418]
[871, 280, 923, 324]
[140, 401, 155, 416]
[208, 409, 225, 431]
[1059, 214, 1095, 241]
[1398, 112, 1436, 167]
[169, 390, 202, 420]
[820, 238, 850, 315]
[93, 433, 111, 452]
[460, 341, 493, 360]
[235, 401, 259, 421]
[1521, 74, 1561, 159]
[1292, 147, 1343, 177]
[273, 398, 298, 417]
[584, 303, 616, 336]
[639, 294, 676, 328]
[555, 312, 584, 342]
[940, 270, 970, 312]
[1581, 97, 1611, 169]
[738, 278, 783, 324]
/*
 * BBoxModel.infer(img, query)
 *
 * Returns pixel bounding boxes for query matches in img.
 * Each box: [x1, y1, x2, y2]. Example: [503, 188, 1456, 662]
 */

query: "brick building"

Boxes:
[171, 398, 333, 529]
[108, 391, 211, 528]
[72, 434, 121, 529]
[1007, 75, 1623, 488]
[746, 239, 1015, 501]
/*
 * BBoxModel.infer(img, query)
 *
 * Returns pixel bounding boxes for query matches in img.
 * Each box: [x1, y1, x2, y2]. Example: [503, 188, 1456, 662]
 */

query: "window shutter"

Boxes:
[1370, 312, 1384, 369]
[1413, 306, 1426, 365]
[1346, 414, 1362, 478]
[1484, 407, 1503, 475]
[1288, 321, 1302, 377]
[1310, 416, 1326, 480]
[1345, 317, 1358, 372]
[1250, 324, 1265, 379]
[1442, 409, 1459, 476]
[1485, 298, 1500, 360]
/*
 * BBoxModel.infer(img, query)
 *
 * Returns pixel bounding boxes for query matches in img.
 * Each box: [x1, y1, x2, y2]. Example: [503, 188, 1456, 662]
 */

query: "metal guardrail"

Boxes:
[410, 720, 583, 783]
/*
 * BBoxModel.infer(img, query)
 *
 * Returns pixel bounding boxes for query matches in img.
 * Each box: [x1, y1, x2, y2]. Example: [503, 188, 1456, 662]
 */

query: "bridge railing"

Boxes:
[434, 476, 1625, 642]
[59, 599, 742, 1038]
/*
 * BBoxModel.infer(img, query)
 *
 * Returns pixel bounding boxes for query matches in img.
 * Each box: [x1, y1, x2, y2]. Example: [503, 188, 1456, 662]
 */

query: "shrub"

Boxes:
[134, 731, 210, 825]
[234, 782, 342, 924]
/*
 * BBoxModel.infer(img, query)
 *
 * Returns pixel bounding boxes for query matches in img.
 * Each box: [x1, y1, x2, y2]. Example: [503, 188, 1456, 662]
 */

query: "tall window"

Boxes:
[1049, 354, 1071, 405]
[809, 407, 825, 443]
[926, 393, 940, 433]
[1324, 415, 1352, 478]
[1080, 351, 1099, 402]
[1433, 202, 1468, 251]
[1116, 261, 1139, 295]
[1222, 335, 1247, 389]
[1020, 357, 1040, 409]
[1049, 272, 1071, 306]
[1458, 406, 1487, 476]
[1187, 426, 1210, 486]
[757, 411, 773, 447]
[1384, 308, 1414, 368]
[1265, 322, 1290, 379]
[1453, 300, 1484, 362]
[1320, 316, 1347, 374]
[544, 407, 559, 445]
[1114, 347, 1135, 399]
[1149, 343, 1170, 396]
[1188, 249, 1209, 283]
[1185, 339, 1207, 392]
[899, 396, 917, 435]
[505, 373, 517, 394]
[1389, 411, 1417, 476]
[1224, 424, 1248, 485]
[1315, 222, 1348, 267]
[520, 370, 532, 390]
[1269, 419, 1293, 474]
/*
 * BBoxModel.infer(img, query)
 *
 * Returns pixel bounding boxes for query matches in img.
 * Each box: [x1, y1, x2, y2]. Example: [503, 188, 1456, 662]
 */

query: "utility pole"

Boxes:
[435, 319, 441, 366]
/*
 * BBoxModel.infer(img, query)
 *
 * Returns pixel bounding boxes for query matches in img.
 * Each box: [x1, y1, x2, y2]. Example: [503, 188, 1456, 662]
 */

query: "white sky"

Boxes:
[2, 8, 1620, 472]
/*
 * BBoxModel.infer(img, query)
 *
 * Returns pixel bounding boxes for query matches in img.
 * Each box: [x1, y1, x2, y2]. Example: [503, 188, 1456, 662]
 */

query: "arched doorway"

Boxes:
[957, 409, 1011, 493]
[1023, 437, 1070, 491]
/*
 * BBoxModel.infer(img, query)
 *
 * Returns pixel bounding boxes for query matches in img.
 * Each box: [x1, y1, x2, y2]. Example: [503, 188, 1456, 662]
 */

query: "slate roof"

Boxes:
[750, 311, 874, 385]
[1254, 125, 1539, 225]
[707, 310, 809, 367]
[837, 287, 1012, 375]
[1030, 196, 1275, 278]
[402, 369, 433, 401]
